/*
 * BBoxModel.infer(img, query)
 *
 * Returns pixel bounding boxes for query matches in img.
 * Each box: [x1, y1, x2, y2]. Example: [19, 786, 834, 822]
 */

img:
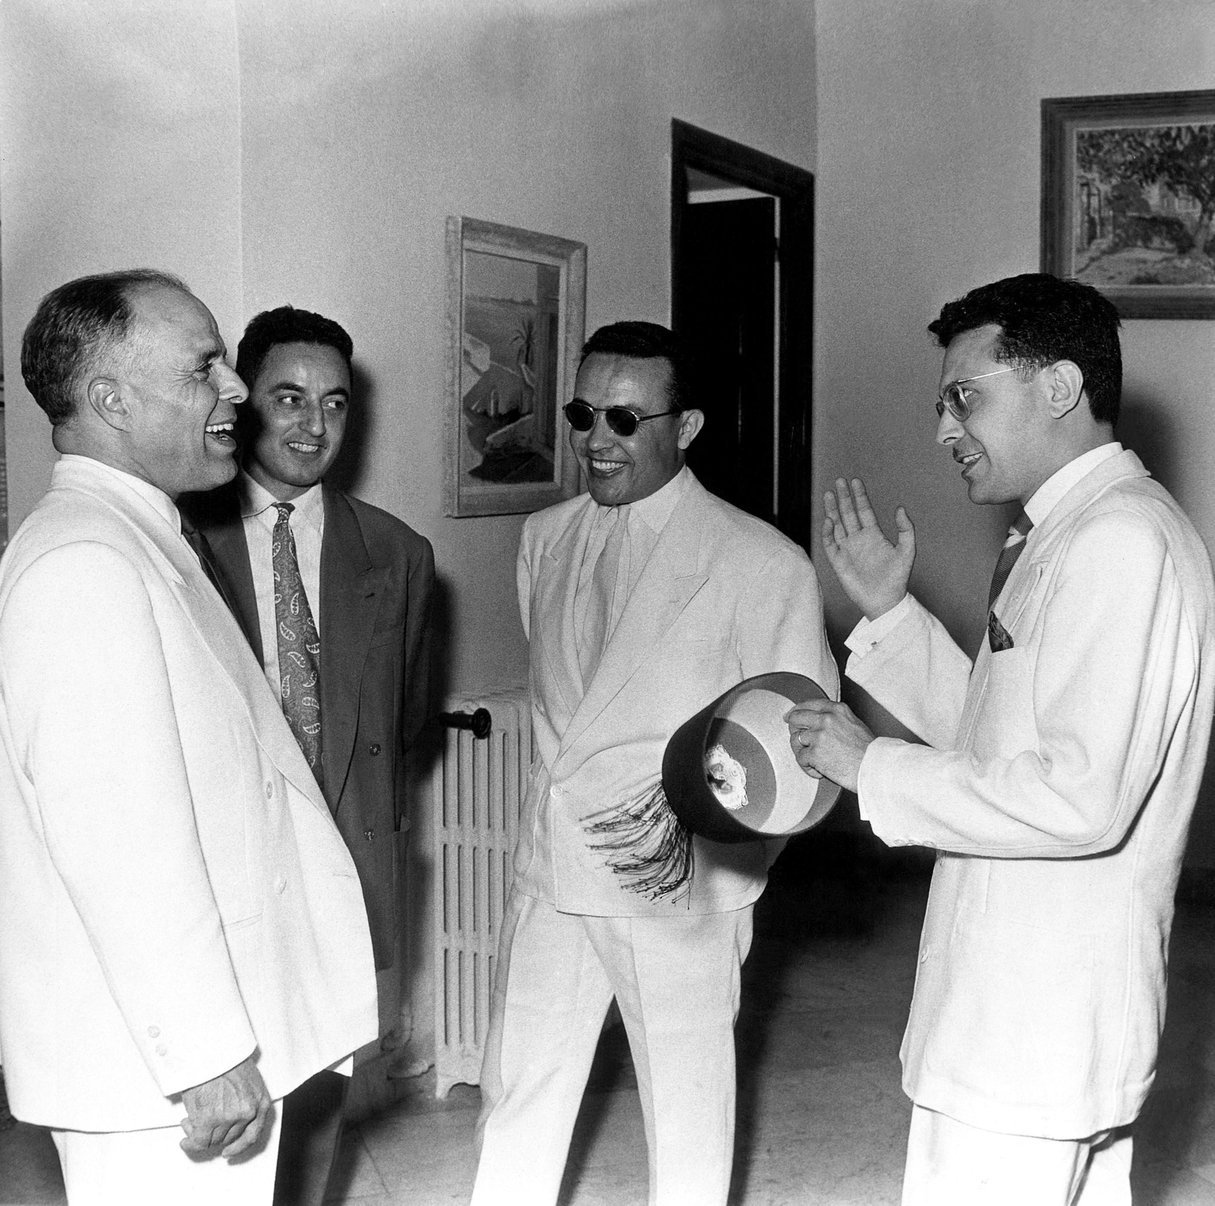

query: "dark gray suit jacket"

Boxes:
[183, 482, 435, 969]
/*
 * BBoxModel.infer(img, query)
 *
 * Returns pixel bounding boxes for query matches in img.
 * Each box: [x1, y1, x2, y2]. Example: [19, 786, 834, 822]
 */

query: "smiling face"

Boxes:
[568, 353, 702, 507]
[243, 341, 350, 501]
[935, 324, 1059, 507]
[117, 284, 246, 498]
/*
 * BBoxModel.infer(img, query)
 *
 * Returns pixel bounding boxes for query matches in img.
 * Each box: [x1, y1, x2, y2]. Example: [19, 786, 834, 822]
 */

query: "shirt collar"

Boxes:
[58, 453, 183, 535]
[1024, 442, 1122, 527]
[238, 470, 325, 530]
[619, 464, 692, 536]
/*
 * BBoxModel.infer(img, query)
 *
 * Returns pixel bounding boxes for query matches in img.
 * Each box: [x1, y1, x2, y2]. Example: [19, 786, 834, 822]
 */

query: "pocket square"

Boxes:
[987, 610, 1015, 652]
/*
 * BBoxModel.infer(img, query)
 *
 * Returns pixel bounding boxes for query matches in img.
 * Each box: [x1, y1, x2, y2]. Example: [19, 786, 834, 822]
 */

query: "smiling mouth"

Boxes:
[955, 451, 983, 472]
[205, 421, 236, 444]
[287, 441, 324, 455]
[588, 457, 626, 476]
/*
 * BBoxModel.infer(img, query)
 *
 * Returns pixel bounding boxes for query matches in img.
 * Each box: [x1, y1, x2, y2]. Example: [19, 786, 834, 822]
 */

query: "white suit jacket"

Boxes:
[514, 473, 838, 917]
[850, 449, 1215, 1138]
[0, 457, 377, 1132]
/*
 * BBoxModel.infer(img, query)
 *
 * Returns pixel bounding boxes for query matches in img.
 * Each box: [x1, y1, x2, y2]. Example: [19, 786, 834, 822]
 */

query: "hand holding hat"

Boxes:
[785, 698, 874, 793]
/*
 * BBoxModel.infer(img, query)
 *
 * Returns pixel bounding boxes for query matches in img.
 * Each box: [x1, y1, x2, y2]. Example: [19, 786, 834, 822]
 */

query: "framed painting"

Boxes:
[444, 216, 587, 516]
[1041, 90, 1215, 318]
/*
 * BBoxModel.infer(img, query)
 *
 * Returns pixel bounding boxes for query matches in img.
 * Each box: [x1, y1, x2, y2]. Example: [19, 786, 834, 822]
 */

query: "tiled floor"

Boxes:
[4, 833, 1214, 1205]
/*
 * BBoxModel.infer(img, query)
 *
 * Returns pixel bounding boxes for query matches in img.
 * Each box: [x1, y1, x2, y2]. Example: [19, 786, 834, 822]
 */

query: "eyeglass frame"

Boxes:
[935, 366, 1019, 421]
[562, 400, 681, 437]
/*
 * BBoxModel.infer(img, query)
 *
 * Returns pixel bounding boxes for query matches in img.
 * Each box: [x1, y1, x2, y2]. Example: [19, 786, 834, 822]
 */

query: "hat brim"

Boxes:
[661, 671, 842, 844]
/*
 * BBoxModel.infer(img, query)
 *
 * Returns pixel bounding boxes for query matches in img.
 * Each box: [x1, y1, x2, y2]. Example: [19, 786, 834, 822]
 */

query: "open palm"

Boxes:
[821, 477, 916, 619]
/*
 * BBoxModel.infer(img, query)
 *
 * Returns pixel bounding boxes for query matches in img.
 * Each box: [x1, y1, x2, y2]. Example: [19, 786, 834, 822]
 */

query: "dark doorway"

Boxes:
[671, 120, 814, 543]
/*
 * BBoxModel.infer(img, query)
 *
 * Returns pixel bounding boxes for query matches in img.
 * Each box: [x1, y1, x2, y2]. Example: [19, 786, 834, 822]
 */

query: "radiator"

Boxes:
[432, 687, 533, 1099]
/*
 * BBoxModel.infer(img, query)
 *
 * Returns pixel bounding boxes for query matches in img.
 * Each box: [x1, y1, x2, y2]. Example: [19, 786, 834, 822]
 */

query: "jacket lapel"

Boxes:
[531, 498, 596, 725]
[319, 487, 385, 807]
[200, 492, 264, 667]
[71, 469, 332, 818]
[557, 483, 710, 761]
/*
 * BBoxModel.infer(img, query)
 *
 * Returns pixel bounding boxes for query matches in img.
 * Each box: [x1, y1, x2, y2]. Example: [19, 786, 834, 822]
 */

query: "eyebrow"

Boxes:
[263, 379, 350, 399]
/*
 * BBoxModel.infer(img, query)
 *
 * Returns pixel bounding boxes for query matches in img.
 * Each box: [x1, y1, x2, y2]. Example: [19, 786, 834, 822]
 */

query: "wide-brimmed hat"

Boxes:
[661, 671, 842, 844]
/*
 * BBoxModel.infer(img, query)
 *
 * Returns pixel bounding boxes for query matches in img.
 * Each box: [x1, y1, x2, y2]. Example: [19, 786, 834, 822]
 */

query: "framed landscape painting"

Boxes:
[1041, 90, 1215, 318]
[444, 216, 587, 517]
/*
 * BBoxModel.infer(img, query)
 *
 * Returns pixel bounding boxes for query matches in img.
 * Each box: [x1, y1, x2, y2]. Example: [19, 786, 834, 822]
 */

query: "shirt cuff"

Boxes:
[843, 595, 913, 657]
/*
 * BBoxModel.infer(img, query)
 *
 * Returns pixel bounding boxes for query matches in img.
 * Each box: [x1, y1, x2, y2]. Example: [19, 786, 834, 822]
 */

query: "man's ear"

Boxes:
[86, 377, 134, 431]
[1045, 360, 1085, 420]
[677, 408, 704, 450]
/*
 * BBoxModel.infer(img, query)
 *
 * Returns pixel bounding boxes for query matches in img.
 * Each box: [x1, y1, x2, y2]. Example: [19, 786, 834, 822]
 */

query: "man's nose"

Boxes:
[936, 408, 962, 446]
[586, 411, 614, 447]
[217, 362, 247, 405]
[301, 401, 327, 436]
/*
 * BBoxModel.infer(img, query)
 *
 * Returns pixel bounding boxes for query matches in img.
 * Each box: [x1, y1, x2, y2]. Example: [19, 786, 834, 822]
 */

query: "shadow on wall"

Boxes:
[1108, 389, 1215, 882]
[325, 362, 375, 498]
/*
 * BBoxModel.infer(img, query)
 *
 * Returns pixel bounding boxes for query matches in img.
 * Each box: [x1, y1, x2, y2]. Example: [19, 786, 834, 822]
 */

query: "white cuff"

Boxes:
[843, 594, 913, 657]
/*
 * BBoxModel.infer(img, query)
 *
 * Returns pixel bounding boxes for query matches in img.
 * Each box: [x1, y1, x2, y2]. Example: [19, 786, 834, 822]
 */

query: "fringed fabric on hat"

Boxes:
[582, 782, 694, 901]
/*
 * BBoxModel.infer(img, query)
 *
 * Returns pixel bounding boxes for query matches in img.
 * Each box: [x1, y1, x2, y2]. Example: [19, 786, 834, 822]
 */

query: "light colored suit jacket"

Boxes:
[183, 482, 436, 970]
[0, 458, 378, 1132]
[515, 473, 838, 917]
[850, 449, 1215, 1138]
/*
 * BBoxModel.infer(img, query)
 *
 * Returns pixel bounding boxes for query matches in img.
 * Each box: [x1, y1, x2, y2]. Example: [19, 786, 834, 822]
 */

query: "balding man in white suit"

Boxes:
[0, 270, 377, 1205]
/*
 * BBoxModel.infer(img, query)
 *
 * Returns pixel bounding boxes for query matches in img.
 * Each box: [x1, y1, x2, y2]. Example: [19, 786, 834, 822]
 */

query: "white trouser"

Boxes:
[52, 1103, 282, 1206]
[472, 889, 754, 1206]
[902, 1103, 1134, 1206]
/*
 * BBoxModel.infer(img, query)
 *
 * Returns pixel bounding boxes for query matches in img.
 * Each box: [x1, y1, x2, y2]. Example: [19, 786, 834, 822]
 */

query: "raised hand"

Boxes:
[821, 477, 916, 619]
[179, 1054, 272, 1160]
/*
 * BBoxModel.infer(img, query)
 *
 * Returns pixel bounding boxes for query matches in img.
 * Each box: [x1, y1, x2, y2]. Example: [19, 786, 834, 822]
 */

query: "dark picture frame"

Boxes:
[444, 217, 586, 518]
[1041, 90, 1215, 319]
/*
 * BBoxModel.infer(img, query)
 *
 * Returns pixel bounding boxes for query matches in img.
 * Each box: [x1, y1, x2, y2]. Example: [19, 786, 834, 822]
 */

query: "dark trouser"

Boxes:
[273, 1070, 347, 1206]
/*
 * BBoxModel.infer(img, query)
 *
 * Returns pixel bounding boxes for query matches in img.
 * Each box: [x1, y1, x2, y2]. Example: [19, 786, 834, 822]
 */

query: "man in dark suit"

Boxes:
[182, 305, 435, 1206]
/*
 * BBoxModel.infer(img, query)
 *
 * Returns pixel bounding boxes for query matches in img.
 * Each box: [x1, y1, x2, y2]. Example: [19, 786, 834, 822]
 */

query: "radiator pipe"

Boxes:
[439, 707, 493, 739]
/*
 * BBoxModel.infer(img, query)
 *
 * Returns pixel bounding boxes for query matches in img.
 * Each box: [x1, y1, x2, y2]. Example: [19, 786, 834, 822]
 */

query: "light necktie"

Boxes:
[272, 503, 324, 787]
[578, 507, 626, 682]
[988, 510, 1033, 610]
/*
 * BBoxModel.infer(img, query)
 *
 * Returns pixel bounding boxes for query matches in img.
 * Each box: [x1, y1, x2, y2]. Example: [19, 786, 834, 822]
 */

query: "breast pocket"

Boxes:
[970, 646, 1038, 762]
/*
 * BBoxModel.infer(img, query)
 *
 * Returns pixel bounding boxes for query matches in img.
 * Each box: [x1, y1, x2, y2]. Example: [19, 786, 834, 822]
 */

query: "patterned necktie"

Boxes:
[578, 507, 626, 682]
[988, 510, 1033, 610]
[272, 503, 324, 786]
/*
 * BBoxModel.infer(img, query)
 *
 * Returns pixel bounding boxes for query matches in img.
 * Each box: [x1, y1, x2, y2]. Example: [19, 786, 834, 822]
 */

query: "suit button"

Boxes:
[364, 828, 375, 842]
[264, 782, 274, 799]
[147, 1025, 160, 1038]
[275, 877, 287, 894]
[369, 743, 381, 756]
[919, 948, 930, 964]
[156, 1044, 168, 1057]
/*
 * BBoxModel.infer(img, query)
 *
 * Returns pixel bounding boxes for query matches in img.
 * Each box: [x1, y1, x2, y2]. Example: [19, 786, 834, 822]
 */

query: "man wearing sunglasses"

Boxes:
[472, 321, 836, 1205]
[788, 273, 1215, 1204]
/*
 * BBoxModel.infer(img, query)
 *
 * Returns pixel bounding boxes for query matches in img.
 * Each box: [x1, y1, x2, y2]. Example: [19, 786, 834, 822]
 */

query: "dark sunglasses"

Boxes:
[562, 400, 679, 437]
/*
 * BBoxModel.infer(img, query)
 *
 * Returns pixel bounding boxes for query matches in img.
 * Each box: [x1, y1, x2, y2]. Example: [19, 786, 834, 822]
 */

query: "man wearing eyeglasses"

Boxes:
[787, 273, 1215, 1204]
[471, 321, 836, 1205]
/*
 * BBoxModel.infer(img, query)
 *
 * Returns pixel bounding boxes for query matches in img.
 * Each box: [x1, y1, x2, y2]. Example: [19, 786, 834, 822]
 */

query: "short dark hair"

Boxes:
[21, 268, 188, 426]
[579, 321, 693, 412]
[928, 273, 1122, 426]
[236, 305, 354, 391]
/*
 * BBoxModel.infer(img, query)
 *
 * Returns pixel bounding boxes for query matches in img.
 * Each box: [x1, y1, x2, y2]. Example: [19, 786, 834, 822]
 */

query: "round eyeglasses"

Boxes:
[936, 366, 1018, 421]
[563, 400, 679, 437]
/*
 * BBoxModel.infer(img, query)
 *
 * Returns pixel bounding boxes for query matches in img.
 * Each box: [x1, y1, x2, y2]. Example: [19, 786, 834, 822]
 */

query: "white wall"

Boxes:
[0, 0, 817, 699]
[815, 0, 1215, 861]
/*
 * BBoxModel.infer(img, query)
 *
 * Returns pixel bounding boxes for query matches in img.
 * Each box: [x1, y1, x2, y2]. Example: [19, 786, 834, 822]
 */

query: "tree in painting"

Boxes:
[1073, 122, 1215, 287]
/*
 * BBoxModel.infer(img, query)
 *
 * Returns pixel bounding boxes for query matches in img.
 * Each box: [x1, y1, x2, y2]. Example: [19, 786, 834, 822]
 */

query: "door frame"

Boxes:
[670, 118, 815, 542]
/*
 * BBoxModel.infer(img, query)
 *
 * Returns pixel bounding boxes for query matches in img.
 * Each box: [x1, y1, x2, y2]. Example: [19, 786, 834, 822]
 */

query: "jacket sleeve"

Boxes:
[857, 509, 1201, 857]
[847, 595, 974, 748]
[735, 542, 840, 703]
[1, 541, 256, 1097]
